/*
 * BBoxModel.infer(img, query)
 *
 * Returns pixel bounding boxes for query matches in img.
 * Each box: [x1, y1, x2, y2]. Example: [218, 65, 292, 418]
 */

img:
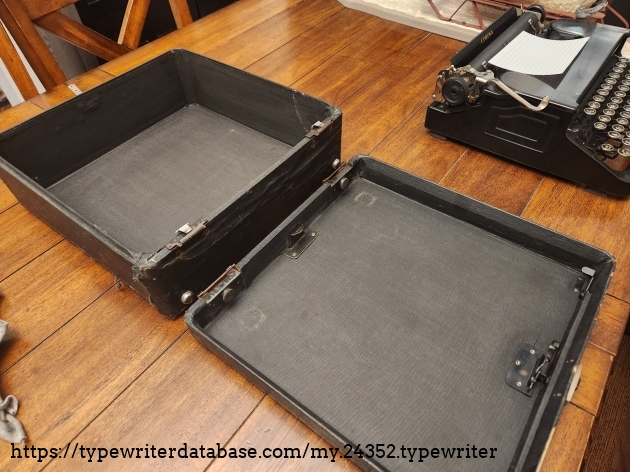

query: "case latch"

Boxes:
[506, 341, 560, 396]
[305, 117, 334, 138]
[165, 220, 208, 250]
[283, 225, 317, 259]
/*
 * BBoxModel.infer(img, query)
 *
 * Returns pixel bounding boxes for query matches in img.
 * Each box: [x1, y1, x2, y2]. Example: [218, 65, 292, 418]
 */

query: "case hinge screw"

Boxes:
[181, 291, 195, 305]
[340, 178, 350, 190]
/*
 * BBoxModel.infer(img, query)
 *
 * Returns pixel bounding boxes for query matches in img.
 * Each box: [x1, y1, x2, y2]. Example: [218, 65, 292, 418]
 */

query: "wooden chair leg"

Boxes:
[119, 0, 151, 49]
[0, 0, 66, 90]
[168, 0, 193, 29]
[0, 21, 38, 99]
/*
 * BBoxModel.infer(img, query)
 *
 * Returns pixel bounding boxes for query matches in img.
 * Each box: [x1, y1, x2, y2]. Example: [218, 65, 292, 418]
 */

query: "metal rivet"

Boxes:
[222, 288, 235, 303]
[332, 159, 341, 169]
[180, 291, 195, 305]
[339, 178, 350, 190]
[530, 349, 535, 355]
[515, 360, 521, 365]
[516, 381, 522, 387]
[311, 233, 316, 236]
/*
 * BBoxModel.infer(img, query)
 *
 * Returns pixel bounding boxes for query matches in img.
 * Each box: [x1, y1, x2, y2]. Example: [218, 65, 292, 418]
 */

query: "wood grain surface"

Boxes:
[0, 2, 626, 472]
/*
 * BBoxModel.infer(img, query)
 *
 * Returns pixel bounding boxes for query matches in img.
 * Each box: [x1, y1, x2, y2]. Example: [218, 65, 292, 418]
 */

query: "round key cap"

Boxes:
[608, 103, 620, 110]
[623, 80, 630, 86]
[618, 147, 630, 157]
[598, 89, 610, 96]
[622, 111, 630, 119]
[611, 97, 623, 104]
[612, 124, 625, 132]
[589, 101, 601, 108]
[601, 143, 615, 152]
[610, 72, 621, 78]
[623, 138, 630, 146]
[620, 57, 630, 62]
[584, 107, 597, 115]
[620, 85, 630, 92]
[593, 95, 605, 102]
[599, 115, 612, 122]
[601, 84, 613, 90]
[603, 109, 616, 116]
[617, 62, 628, 68]
[606, 78, 618, 85]
[595, 122, 608, 130]
[614, 67, 624, 73]
[617, 117, 629, 125]
[609, 130, 623, 139]
[615, 91, 627, 98]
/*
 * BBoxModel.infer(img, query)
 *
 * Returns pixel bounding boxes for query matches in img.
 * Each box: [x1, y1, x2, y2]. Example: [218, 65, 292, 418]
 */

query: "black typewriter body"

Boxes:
[425, 8, 630, 196]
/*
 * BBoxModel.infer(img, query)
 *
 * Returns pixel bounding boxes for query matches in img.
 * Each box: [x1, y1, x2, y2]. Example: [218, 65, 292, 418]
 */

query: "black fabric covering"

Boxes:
[48, 104, 290, 253]
[205, 178, 582, 472]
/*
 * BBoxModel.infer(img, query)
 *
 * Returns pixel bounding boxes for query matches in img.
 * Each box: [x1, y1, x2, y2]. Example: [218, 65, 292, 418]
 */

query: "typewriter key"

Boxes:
[584, 108, 597, 115]
[610, 72, 621, 78]
[601, 143, 615, 152]
[620, 85, 630, 92]
[588, 101, 601, 108]
[620, 57, 630, 62]
[611, 97, 623, 104]
[617, 118, 629, 125]
[608, 131, 623, 140]
[612, 124, 625, 132]
[593, 95, 605, 102]
[614, 67, 624, 73]
[595, 122, 608, 130]
[608, 103, 620, 110]
[601, 84, 613, 90]
[603, 109, 615, 116]
[624, 80, 630, 86]
[622, 112, 630, 119]
[623, 138, 630, 147]
[618, 148, 630, 157]
[606, 78, 618, 85]
[615, 91, 627, 98]
[598, 89, 610, 96]
[599, 115, 612, 122]
[617, 62, 628, 68]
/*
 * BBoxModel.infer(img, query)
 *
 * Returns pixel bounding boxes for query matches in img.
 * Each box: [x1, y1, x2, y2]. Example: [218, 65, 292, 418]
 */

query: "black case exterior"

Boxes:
[0, 50, 341, 317]
[186, 156, 614, 472]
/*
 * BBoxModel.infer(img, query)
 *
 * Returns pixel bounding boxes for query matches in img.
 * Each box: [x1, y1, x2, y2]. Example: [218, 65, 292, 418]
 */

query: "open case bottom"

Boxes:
[187, 156, 614, 471]
[48, 104, 290, 253]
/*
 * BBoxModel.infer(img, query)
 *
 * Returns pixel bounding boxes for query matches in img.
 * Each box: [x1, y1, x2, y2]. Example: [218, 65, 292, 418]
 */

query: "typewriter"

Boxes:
[424, 6, 630, 196]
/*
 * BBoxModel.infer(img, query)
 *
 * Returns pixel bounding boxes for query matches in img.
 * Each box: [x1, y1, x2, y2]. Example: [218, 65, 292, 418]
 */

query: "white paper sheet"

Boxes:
[489, 32, 590, 76]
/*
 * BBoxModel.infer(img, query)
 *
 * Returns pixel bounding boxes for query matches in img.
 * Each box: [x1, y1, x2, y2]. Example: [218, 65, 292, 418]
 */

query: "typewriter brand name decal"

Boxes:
[481, 30, 493, 43]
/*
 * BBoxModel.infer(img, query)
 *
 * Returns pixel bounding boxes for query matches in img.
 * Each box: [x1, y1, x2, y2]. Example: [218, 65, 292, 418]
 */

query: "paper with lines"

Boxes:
[489, 32, 589, 75]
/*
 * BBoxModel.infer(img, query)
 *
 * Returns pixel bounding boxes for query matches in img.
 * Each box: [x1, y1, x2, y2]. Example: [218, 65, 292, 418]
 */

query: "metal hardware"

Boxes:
[339, 178, 350, 190]
[332, 159, 341, 169]
[68, 84, 82, 96]
[506, 341, 560, 396]
[574, 267, 595, 299]
[324, 161, 353, 189]
[165, 219, 208, 250]
[305, 117, 334, 139]
[180, 291, 195, 305]
[198, 265, 242, 304]
[282, 225, 317, 259]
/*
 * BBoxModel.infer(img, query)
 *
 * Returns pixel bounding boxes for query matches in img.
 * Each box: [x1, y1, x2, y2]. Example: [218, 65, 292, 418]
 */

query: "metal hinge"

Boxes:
[574, 267, 595, 299]
[198, 265, 242, 304]
[324, 161, 352, 189]
[506, 341, 560, 396]
[305, 117, 334, 138]
[165, 219, 208, 250]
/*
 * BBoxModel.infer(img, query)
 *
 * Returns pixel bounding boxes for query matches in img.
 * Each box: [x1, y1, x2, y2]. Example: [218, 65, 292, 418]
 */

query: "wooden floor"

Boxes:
[0, 1, 629, 471]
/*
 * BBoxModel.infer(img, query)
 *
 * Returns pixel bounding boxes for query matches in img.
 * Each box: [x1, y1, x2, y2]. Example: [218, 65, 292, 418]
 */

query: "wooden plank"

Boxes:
[371, 100, 466, 182]
[0, 100, 42, 132]
[48, 332, 264, 472]
[205, 0, 343, 70]
[0, 178, 17, 213]
[589, 295, 629, 356]
[339, 34, 463, 160]
[439, 149, 543, 215]
[292, 22, 427, 106]
[209, 396, 358, 471]
[570, 343, 614, 416]
[29, 68, 114, 110]
[538, 403, 594, 472]
[118, 0, 152, 49]
[16, 0, 77, 21]
[246, 9, 382, 86]
[0, 285, 184, 471]
[0, 205, 62, 282]
[521, 178, 630, 303]
[0, 0, 67, 89]
[0, 20, 38, 99]
[36, 11, 131, 62]
[168, 0, 193, 29]
[0, 240, 113, 373]
[100, 0, 304, 77]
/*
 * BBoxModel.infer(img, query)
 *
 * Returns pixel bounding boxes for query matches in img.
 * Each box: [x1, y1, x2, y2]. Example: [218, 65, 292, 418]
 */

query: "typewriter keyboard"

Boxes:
[576, 56, 630, 171]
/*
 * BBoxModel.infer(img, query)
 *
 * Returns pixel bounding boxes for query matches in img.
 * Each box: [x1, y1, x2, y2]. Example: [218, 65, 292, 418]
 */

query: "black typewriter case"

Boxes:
[0, 49, 341, 318]
[186, 156, 614, 472]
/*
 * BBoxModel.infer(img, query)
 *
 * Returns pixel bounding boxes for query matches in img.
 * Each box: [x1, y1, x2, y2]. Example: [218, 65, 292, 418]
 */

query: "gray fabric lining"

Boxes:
[205, 178, 581, 472]
[48, 104, 291, 253]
